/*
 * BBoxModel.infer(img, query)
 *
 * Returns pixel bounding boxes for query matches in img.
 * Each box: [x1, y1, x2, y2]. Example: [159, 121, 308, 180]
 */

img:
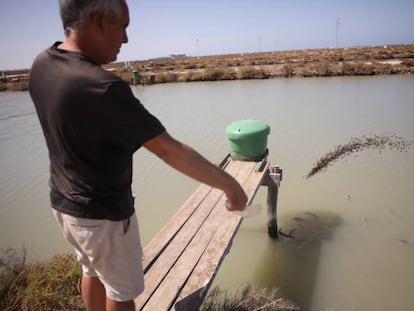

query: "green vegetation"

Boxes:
[0, 81, 29, 92]
[203, 67, 232, 81]
[238, 66, 269, 79]
[200, 286, 298, 311]
[0, 248, 82, 311]
[1, 248, 298, 310]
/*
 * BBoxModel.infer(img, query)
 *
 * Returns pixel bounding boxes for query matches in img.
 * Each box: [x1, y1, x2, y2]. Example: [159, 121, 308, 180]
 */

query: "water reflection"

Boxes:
[254, 210, 343, 310]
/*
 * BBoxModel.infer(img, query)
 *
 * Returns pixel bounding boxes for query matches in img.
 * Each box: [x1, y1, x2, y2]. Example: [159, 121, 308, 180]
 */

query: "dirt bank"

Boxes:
[1, 44, 413, 91]
[107, 44, 414, 85]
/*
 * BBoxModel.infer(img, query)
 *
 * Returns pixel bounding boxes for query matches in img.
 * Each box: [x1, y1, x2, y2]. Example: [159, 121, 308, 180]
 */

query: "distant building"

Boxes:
[169, 54, 188, 59]
[148, 54, 188, 62]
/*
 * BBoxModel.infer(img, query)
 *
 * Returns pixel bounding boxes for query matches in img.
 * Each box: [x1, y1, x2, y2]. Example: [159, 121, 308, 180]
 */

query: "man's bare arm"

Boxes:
[143, 131, 247, 211]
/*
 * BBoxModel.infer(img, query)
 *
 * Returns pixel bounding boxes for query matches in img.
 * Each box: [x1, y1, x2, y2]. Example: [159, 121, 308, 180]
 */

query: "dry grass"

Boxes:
[0, 248, 83, 311]
[108, 44, 414, 85]
[1, 44, 413, 91]
[200, 285, 299, 311]
[1, 249, 299, 310]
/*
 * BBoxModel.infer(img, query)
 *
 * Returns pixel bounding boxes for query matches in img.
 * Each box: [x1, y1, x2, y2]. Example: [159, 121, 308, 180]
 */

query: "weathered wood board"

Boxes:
[135, 157, 269, 311]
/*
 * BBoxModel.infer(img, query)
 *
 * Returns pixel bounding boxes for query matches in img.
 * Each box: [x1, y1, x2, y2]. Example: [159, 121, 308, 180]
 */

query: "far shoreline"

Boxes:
[1, 44, 413, 92]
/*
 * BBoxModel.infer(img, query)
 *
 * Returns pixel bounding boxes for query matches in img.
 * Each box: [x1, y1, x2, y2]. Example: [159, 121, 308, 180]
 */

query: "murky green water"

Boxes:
[1, 76, 413, 310]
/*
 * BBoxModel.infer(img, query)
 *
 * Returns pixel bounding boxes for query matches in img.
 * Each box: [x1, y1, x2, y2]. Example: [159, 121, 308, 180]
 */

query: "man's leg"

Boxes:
[81, 275, 135, 311]
[82, 276, 106, 311]
[53, 210, 143, 310]
[106, 298, 135, 311]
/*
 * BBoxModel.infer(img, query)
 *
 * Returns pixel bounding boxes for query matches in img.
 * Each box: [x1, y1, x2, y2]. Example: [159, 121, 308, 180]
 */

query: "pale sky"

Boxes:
[1, 0, 413, 70]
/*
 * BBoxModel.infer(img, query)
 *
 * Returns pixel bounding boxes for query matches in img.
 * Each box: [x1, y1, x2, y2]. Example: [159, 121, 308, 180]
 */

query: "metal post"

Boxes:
[262, 166, 282, 239]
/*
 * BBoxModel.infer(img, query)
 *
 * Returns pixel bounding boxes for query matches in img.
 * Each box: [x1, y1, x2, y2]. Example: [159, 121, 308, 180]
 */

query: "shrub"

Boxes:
[282, 65, 294, 77]
[301, 69, 318, 77]
[318, 62, 332, 76]
[238, 66, 256, 79]
[154, 73, 167, 83]
[6, 82, 28, 91]
[153, 72, 184, 83]
[183, 63, 197, 70]
[183, 71, 203, 82]
[200, 285, 299, 311]
[238, 66, 269, 79]
[342, 62, 375, 75]
[164, 73, 180, 83]
[401, 60, 414, 67]
[341, 62, 355, 75]
[1, 249, 82, 311]
[203, 67, 227, 81]
[354, 62, 375, 75]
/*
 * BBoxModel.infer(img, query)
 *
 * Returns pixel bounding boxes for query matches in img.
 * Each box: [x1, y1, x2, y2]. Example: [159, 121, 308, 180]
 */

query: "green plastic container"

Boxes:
[225, 120, 270, 161]
[132, 69, 139, 78]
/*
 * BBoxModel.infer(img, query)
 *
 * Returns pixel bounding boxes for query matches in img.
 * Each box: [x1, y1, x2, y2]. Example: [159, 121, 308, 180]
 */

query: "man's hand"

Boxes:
[144, 131, 248, 211]
[224, 187, 248, 212]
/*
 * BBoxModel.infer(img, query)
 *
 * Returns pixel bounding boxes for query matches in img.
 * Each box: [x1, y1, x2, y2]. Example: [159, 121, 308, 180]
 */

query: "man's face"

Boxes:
[101, 0, 129, 64]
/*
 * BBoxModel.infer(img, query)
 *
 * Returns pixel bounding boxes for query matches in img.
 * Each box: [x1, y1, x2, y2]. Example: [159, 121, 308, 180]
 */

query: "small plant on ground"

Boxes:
[203, 67, 227, 81]
[238, 66, 269, 79]
[1, 249, 82, 311]
[318, 62, 333, 76]
[200, 285, 299, 311]
[282, 65, 294, 78]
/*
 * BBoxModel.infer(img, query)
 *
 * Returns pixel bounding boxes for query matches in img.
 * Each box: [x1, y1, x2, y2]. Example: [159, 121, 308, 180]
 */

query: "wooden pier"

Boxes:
[135, 154, 282, 311]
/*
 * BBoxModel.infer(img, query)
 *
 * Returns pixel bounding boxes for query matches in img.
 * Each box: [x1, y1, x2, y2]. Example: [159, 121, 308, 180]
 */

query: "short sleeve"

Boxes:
[103, 81, 165, 153]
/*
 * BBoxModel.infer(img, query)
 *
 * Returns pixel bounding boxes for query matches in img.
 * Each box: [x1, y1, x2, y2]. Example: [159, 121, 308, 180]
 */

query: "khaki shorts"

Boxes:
[53, 209, 145, 302]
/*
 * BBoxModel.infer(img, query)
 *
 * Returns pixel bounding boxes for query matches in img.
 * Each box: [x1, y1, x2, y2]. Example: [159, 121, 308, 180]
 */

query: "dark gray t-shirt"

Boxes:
[29, 42, 165, 220]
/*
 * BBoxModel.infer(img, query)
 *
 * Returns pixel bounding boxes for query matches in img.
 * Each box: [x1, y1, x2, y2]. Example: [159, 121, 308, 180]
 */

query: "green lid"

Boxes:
[225, 119, 270, 140]
[225, 120, 270, 161]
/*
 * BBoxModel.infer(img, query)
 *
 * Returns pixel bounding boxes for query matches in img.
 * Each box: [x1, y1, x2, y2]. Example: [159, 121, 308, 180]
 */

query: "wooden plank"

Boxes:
[135, 160, 245, 310]
[173, 163, 269, 310]
[142, 160, 238, 270]
[134, 159, 267, 311]
[142, 157, 236, 270]
[140, 161, 261, 311]
[142, 184, 212, 270]
[141, 196, 228, 311]
[135, 188, 223, 309]
[173, 212, 241, 311]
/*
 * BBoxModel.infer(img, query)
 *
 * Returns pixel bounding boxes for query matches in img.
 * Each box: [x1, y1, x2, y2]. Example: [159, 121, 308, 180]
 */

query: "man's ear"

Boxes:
[91, 12, 106, 34]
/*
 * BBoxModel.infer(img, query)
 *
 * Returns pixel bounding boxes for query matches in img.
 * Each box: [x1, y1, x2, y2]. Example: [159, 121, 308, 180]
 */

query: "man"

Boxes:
[29, 1, 247, 310]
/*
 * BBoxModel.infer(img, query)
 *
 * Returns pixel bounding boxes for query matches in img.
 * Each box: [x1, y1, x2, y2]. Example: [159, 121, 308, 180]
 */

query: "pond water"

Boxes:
[1, 75, 413, 310]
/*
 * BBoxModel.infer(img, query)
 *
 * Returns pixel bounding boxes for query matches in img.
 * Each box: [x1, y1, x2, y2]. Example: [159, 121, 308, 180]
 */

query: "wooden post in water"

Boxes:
[262, 165, 283, 239]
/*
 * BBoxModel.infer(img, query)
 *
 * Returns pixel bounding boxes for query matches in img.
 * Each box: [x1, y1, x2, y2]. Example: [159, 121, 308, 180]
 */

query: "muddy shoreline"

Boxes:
[1, 44, 413, 91]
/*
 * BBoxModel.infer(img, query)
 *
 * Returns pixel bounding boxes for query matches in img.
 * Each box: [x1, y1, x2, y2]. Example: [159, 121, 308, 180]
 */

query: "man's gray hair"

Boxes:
[59, 0, 124, 35]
